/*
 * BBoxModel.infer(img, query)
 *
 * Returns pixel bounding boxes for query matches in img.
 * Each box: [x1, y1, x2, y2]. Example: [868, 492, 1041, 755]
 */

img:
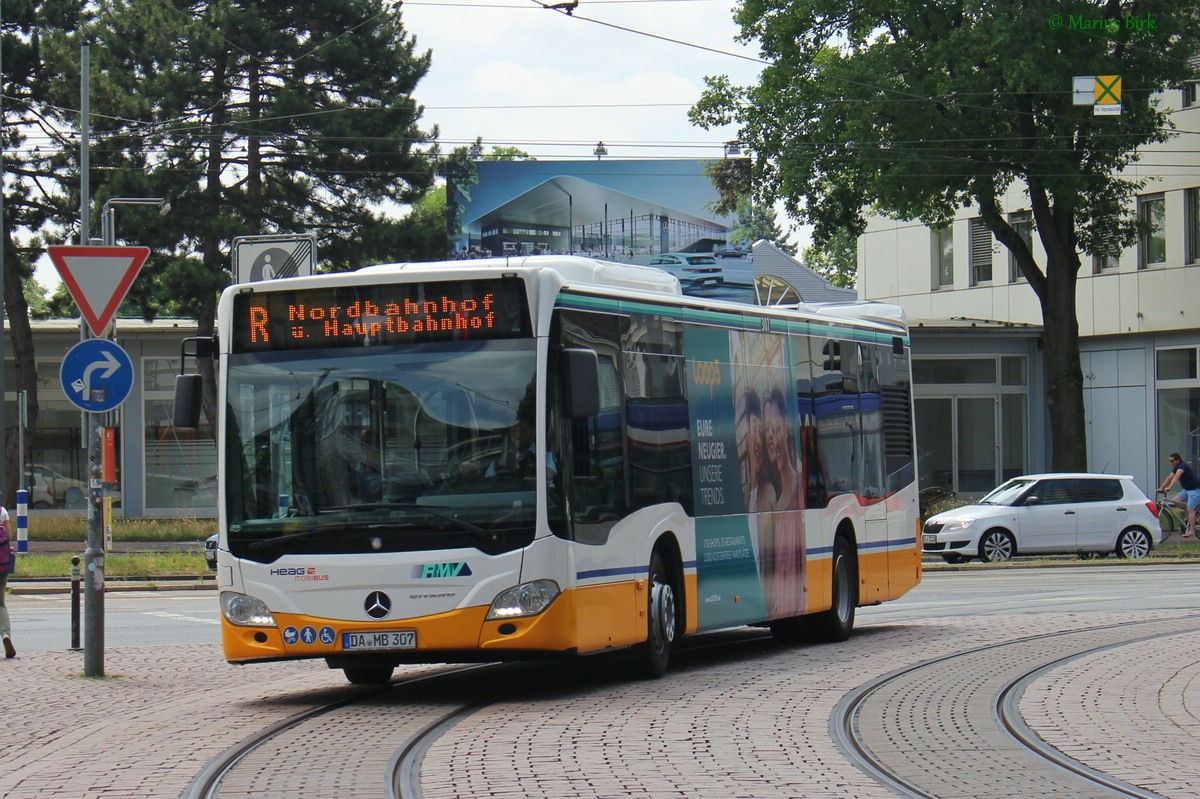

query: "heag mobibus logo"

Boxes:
[269, 566, 329, 582]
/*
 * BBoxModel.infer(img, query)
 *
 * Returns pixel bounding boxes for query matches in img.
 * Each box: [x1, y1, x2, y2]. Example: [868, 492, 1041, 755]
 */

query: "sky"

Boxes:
[38, 0, 772, 290]
[398, 0, 765, 160]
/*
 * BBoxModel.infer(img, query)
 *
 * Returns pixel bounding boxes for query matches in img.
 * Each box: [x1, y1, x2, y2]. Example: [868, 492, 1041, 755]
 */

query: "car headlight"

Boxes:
[940, 518, 977, 532]
[220, 592, 276, 627]
[486, 580, 560, 620]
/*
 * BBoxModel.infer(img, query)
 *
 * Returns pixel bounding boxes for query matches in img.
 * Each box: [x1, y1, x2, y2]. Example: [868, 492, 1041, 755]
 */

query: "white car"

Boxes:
[647, 253, 724, 287]
[922, 473, 1161, 563]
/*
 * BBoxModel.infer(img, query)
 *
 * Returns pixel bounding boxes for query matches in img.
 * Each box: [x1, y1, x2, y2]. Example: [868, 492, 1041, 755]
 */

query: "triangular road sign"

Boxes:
[47, 246, 151, 336]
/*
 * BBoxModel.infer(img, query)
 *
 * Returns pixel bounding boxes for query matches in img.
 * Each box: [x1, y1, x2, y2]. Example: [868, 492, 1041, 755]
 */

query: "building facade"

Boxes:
[857, 84, 1200, 498]
[4, 319, 215, 516]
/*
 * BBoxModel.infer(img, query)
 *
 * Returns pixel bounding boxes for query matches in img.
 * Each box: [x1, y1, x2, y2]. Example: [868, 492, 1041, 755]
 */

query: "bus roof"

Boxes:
[343, 255, 906, 334]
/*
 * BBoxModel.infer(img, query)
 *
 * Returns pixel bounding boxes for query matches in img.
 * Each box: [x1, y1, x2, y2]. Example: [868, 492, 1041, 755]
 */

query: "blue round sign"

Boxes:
[60, 339, 134, 413]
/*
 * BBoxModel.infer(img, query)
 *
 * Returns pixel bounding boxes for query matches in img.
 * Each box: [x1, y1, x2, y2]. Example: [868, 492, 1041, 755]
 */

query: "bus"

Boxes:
[176, 255, 920, 683]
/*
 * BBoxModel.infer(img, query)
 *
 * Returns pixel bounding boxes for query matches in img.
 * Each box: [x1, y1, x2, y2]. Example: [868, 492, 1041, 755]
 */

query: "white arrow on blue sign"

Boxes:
[60, 339, 135, 413]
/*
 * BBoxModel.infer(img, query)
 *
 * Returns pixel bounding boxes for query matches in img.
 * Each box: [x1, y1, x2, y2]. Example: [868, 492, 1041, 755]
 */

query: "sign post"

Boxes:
[48, 245, 148, 678]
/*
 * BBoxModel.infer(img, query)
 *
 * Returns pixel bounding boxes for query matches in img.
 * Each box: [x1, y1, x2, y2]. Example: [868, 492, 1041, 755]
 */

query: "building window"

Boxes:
[1184, 80, 1199, 109]
[914, 355, 1028, 495]
[1092, 249, 1120, 273]
[1138, 193, 1166, 268]
[969, 218, 993, 285]
[1158, 348, 1199, 381]
[1007, 211, 1033, 282]
[932, 226, 953, 289]
[1187, 188, 1200, 265]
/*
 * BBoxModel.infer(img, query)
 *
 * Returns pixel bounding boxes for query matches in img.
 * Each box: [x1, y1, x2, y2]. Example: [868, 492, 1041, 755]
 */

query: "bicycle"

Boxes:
[1155, 489, 1195, 541]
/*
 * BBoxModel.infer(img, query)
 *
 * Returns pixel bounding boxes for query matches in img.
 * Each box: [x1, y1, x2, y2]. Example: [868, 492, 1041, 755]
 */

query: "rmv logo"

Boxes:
[413, 562, 472, 579]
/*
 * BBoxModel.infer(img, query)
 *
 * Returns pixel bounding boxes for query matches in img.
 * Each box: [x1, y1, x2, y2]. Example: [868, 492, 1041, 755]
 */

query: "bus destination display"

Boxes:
[232, 279, 531, 352]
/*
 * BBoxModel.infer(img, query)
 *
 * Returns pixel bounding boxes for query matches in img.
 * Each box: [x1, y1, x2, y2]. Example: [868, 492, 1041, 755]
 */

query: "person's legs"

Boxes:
[0, 572, 12, 658]
[1185, 490, 1200, 536]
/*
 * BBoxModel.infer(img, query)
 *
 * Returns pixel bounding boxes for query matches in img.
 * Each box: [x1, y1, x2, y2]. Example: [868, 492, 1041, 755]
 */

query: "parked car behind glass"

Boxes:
[647, 253, 724, 287]
[922, 473, 1161, 563]
[204, 533, 218, 571]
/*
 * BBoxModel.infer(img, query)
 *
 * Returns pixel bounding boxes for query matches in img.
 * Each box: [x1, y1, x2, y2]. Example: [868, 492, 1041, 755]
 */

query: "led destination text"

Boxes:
[248, 293, 497, 344]
[231, 279, 531, 352]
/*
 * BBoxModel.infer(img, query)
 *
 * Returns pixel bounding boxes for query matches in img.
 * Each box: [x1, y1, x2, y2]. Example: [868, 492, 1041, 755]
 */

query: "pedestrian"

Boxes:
[0, 502, 13, 658]
[1159, 452, 1200, 538]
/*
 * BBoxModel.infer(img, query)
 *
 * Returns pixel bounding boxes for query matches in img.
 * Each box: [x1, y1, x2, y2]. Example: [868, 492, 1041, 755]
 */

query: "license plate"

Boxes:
[342, 630, 417, 651]
[922, 534, 938, 545]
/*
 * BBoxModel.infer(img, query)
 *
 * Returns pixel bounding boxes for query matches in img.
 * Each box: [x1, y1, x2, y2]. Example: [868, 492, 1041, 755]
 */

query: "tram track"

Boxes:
[180, 657, 609, 799]
[180, 663, 501, 799]
[831, 616, 1200, 799]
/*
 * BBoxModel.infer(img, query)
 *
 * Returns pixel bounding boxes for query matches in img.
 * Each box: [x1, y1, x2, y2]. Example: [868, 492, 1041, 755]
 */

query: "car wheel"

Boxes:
[1116, 528, 1151, 559]
[343, 663, 395, 684]
[635, 549, 678, 679]
[941, 554, 967, 564]
[809, 536, 857, 642]
[978, 529, 1015, 563]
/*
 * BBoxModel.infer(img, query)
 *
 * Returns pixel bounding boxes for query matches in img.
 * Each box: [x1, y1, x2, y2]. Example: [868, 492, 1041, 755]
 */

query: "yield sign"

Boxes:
[47, 245, 150, 336]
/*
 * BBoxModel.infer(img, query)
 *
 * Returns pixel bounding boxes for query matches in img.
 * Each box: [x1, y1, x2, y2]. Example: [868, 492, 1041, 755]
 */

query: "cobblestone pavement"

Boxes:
[3, 611, 1199, 798]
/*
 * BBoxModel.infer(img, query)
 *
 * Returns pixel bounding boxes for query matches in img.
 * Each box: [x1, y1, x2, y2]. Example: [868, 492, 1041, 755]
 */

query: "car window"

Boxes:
[1028, 479, 1075, 505]
[1078, 479, 1123, 502]
[648, 258, 668, 265]
[980, 478, 1034, 505]
[685, 256, 718, 265]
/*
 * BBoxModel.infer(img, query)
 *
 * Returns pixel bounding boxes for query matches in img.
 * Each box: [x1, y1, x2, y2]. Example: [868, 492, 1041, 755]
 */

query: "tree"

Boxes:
[2, 1, 85, 501]
[693, 0, 1200, 471]
[802, 229, 855, 289]
[728, 199, 796, 255]
[43, 0, 440, 427]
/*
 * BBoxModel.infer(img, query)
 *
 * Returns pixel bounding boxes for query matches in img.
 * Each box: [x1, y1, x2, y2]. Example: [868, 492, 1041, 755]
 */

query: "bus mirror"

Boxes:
[563, 348, 600, 418]
[173, 374, 204, 429]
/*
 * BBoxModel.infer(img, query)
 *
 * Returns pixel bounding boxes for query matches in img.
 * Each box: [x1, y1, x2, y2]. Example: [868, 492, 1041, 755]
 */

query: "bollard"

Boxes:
[15, 489, 28, 554]
[70, 555, 82, 651]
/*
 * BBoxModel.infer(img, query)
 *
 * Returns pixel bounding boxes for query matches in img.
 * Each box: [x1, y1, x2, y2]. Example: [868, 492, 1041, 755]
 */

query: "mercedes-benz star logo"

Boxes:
[364, 591, 391, 619]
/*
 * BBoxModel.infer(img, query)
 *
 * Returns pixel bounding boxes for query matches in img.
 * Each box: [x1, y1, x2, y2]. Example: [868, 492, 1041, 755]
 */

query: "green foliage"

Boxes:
[695, 0, 1200, 471]
[728, 200, 795, 254]
[802, 229, 856, 288]
[695, 1, 1199, 253]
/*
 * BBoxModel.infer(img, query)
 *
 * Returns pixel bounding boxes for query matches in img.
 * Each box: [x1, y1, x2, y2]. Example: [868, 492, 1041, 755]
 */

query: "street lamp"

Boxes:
[724, 141, 743, 158]
[101, 197, 170, 246]
[593, 141, 607, 160]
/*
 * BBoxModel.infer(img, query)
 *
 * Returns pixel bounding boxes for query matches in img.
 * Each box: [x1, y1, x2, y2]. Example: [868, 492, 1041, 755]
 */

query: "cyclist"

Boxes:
[1158, 452, 1200, 538]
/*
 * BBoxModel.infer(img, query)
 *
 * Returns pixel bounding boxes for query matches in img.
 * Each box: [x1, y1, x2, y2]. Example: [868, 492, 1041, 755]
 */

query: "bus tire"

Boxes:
[809, 536, 857, 643]
[636, 549, 677, 679]
[343, 662, 395, 685]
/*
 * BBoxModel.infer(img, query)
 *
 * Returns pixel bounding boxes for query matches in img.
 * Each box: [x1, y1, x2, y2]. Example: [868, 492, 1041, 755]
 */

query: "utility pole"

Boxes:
[79, 43, 105, 679]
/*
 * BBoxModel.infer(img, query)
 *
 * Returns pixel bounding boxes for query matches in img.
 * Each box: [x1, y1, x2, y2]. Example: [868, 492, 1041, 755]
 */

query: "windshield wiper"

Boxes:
[322, 502, 490, 538]
[246, 527, 330, 553]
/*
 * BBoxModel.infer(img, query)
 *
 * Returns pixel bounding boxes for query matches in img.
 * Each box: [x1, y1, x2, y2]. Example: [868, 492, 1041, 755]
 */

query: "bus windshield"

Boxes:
[224, 338, 540, 561]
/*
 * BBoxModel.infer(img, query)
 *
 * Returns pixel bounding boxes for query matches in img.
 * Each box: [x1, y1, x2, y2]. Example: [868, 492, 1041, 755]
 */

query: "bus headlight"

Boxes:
[486, 580, 560, 620]
[220, 592, 276, 627]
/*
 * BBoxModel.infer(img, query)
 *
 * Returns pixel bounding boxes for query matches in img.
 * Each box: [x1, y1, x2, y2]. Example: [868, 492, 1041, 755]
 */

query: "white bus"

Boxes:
[178, 256, 920, 683]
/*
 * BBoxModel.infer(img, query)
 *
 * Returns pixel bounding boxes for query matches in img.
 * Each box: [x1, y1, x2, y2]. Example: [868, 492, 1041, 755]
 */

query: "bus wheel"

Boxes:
[637, 550, 677, 679]
[343, 663, 395, 685]
[809, 536, 857, 643]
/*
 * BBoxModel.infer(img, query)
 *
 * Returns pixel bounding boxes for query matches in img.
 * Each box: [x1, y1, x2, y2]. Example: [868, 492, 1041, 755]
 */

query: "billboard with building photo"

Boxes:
[452, 159, 737, 267]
